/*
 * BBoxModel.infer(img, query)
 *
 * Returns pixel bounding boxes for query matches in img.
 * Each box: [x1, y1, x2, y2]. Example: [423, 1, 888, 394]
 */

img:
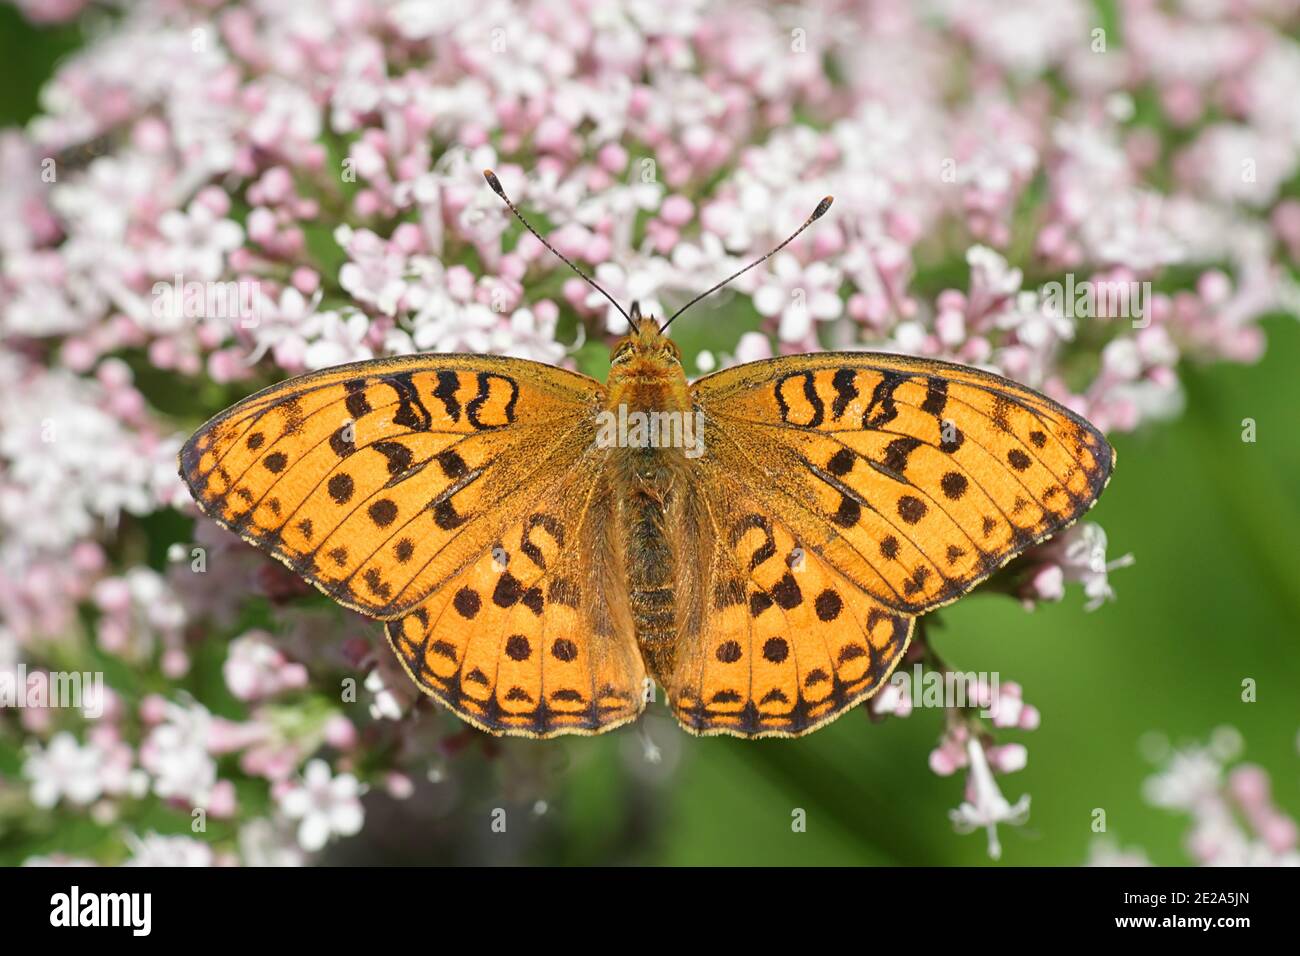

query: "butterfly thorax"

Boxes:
[603, 322, 696, 684]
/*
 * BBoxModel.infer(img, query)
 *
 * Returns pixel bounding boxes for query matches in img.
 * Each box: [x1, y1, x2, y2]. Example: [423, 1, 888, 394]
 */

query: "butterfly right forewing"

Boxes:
[692, 352, 1115, 615]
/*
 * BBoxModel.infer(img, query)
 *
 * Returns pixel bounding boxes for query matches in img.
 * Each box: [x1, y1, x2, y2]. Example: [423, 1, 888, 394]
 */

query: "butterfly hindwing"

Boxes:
[693, 353, 1115, 614]
[667, 481, 912, 737]
[180, 354, 602, 619]
[386, 467, 647, 737]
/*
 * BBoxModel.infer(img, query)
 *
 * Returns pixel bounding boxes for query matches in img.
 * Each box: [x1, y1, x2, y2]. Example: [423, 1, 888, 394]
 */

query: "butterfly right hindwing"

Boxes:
[664, 467, 913, 737]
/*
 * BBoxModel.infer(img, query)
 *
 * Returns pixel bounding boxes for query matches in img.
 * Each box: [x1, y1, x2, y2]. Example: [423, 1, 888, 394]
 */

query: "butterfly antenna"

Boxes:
[483, 170, 635, 330]
[659, 196, 834, 333]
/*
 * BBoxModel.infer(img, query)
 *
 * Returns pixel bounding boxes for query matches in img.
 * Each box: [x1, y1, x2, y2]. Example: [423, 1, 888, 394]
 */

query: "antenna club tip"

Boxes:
[483, 169, 504, 194]
[812, 195, 834, 220]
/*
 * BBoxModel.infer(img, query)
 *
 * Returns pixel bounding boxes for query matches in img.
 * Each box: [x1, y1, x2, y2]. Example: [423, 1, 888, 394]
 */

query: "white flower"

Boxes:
[1058, 523, 1135, 611]
[965, 245, 1023, 317]
[224, 630, 307, 701]
[944, 0, 1089, 77]
[585, 259, 670, 334]
[365, 669, 404, 721]
[279, 759, 365, 852]
[0, 358, 159, 553]
[752, 255, 843, 342]
[246, 285, 324, 368]
[246, 78, 322, 149]
[21, 854, 97, 867]
[238, 818, 307, 867]
[153, 202, 244, 282]
[139, 700, 217, 806]
[24, 732, 104, 808]
[948, 737, 1031, 861]
[870, 677, 913, 718]
[491, 307, 568, 364]
[997, 290, 1075, 351]
[1143, 745, 1222, 812]
[1086, 839, 1153, 867]
[123, 832, 214, 867]
[301, 310, 375, 370]
[338, 228, 409, 316]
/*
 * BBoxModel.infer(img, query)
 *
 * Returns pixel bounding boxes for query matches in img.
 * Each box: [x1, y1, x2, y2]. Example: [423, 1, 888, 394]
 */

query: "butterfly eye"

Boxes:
[611, 344, 633, 364]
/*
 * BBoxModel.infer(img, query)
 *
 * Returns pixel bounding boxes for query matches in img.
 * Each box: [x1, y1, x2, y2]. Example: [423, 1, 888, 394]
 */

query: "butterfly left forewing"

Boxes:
[692, 352, 1114, 615]
[180, 354, 602, 619]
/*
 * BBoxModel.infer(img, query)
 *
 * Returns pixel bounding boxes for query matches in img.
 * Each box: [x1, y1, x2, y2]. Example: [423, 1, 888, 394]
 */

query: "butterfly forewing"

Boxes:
[180, 354, 602, 619]
[692, 353, 1115, 615]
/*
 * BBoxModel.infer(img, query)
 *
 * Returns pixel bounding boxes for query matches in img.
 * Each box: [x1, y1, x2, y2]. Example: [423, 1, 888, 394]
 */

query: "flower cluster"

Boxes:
[1090, 727, 1300, 866]
[2, 0, 1298, 864]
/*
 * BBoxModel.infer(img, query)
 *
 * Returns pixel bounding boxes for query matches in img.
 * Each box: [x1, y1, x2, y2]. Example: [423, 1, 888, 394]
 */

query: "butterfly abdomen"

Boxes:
[605, 341, 698, 684]
[625, 485, 678, 681]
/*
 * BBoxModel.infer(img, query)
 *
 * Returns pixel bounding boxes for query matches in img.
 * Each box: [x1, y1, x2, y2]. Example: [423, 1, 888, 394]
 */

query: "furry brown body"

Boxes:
[603, 315, 698, 685]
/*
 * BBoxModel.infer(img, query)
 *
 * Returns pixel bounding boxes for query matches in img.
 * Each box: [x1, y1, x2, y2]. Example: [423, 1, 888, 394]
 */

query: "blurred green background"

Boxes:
[3, 5, 1296, 867]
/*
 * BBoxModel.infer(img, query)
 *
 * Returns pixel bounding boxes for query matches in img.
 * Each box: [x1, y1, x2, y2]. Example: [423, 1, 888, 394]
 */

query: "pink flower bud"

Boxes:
[660, 194, 694, 227]
[391, 222, 424, 254]
[291, 267, 320, 295]
[1196, 270, 1231, 305]
[929, 747, 961, 776]
[324, 715, 358, 750]
[161, 648, 190, 679]
[987, 743, 1028, 774]
[208, 780, 238, 818]
[386, 772, 415, 800]
[139, 694, 169, 725]
[597, 142, 629, 173]
[93, 578, 132, 614]
[585, 233, 612, 264]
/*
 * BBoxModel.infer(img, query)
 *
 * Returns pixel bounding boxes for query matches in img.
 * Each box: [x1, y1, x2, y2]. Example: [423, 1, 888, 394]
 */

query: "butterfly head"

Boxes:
[610, 301, 681, 368]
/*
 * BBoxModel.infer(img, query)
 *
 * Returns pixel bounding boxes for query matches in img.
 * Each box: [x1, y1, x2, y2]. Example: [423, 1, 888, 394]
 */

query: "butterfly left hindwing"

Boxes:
[386, 465, 648, 738]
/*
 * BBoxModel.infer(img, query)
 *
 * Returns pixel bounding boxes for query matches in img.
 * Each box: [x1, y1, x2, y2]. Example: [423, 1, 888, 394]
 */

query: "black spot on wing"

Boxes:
[432, 371, 461, 422]
[921, 377, 948, 416]
[830, 368, 858, 420]
[344, 379, 372, 419]
[466, 372, 520, 429]
[863, 371, 907, 429]
[388, 372, 432, 432]
[372, 440, 412, 478]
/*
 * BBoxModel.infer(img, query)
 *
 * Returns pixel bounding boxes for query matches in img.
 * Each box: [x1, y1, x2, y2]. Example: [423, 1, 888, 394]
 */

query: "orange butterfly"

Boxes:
[180, 172, 1114, 739]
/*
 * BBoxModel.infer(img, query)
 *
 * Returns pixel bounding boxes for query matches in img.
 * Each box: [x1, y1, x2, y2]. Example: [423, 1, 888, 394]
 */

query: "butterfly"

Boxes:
[179, 171, 1114, 739]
